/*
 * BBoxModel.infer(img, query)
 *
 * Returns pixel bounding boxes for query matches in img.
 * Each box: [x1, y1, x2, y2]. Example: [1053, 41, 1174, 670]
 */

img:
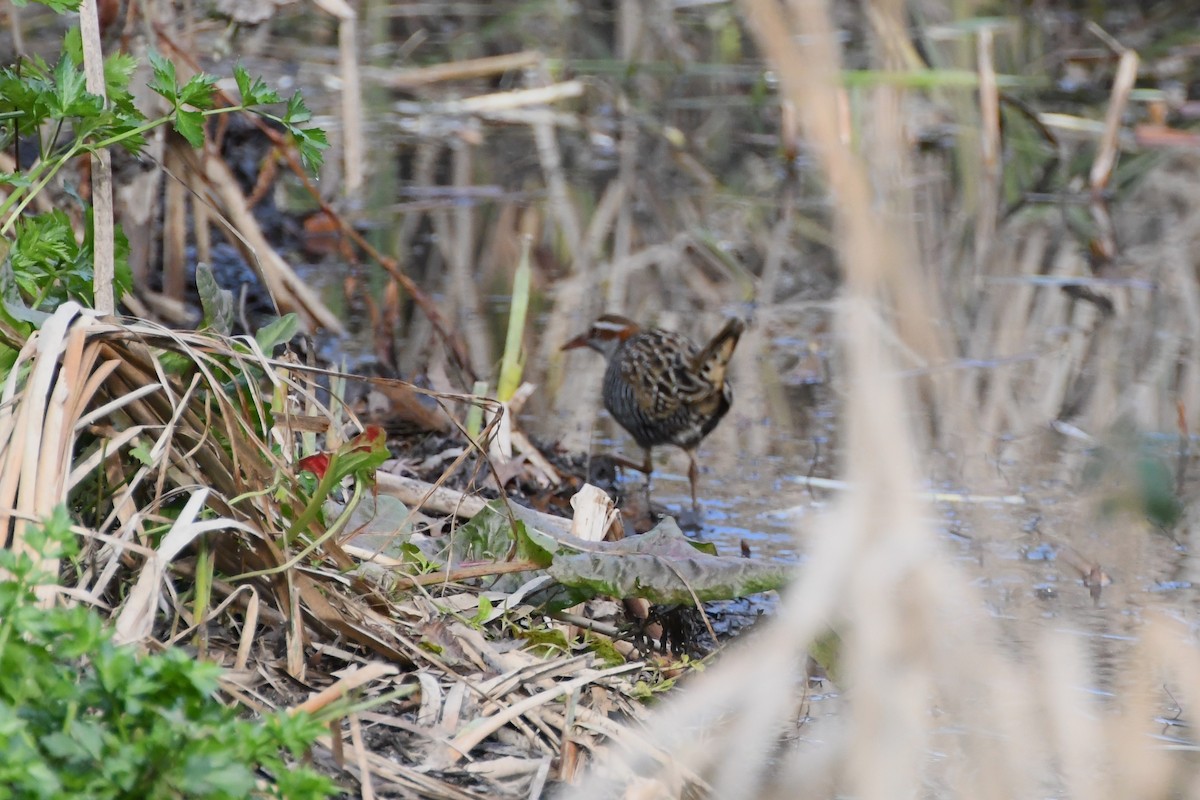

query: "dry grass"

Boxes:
[0, 306, 655, 797]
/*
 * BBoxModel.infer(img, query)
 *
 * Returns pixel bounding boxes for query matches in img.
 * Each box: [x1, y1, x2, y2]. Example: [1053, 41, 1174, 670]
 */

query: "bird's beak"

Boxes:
[561, 332, 590, 351]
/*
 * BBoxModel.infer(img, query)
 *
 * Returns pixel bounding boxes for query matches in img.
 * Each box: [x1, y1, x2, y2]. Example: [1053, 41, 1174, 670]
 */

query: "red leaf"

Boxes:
[298, 452, 331, 479]
[346, 424, 388, 453]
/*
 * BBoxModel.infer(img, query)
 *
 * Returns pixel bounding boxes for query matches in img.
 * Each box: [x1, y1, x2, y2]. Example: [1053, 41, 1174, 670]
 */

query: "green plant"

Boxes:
[496, 235, 533, 403]
[0, 11, 327, 366]
[0, 507, 338, 799]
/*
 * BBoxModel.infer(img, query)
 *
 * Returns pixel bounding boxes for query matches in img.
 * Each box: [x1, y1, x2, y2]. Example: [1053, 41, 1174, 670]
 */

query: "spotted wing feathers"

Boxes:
[603, 319, 744, 450]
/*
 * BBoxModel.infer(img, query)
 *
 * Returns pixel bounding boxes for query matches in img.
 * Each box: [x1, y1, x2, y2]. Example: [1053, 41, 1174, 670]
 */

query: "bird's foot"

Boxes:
[677, 506, 704, 531]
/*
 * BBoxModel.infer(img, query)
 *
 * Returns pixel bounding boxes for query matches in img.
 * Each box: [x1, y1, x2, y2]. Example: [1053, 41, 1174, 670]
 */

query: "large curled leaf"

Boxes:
[328, 493, 413, 557]
[453, 503, 792, 611]
[443, 501, 564, 606]
[453, 500, 554, 568]
[546, 518, 794, 608]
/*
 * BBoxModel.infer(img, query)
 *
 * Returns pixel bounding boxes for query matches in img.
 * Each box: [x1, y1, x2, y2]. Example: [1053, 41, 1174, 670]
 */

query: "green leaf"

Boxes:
[0, 529, 339, 797]
[292, 125, 328, 172]
[326, 493, 413, 556]
[63, 26, 83, 64]
[130, 442, 153, 466]
[14, 0, 81, 11]
[0, 65, 50, 137]
[176, 753, 258, 794]
[582, 631, 626, 667]
[517, 626, 572, 656]
[283, 92, 313, 125]
[808, 628, 844, 685]
[276, 92, 329, 172]
[455, 501, 529, 564]
[104, 52, 138, 94]
[173, 107, 205, 147]
[50, 56, 93, 118]
[196, 262, 234, 335]
[0, 173, 34, 189]
[234, 64, 281, 107]
[497, 236, 531, 402]
[441, 501, 562, 602]
[9, 207, 88, 307]
[234, 64, 252, 101]
[178, 72, 217, 110]
[148, 52, 178, 105]
[327, 447, 388, 485]
[470, 595, 494, 626]
[254, 312, 300, 352]
[1136, 455, 1182, 528]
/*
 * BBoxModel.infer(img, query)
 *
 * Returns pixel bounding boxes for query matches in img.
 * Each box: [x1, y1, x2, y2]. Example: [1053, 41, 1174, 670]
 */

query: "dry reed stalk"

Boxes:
[532, 117, 583, 257]
[374, 50, 543, 90]
[163, 142, 188, 301]
[311, 0, 363, 193]
[0, 306, 102, 598]
[291, 661, 400, 715]
[190, 162, 213, 266]
[449, 139, 492, 378]
[4, 3, 23, 53]
[341, 44, 364, 191]
[1088, 31, 1138, 195]
[539, 173, 626, 430]
[349, 714, 375, 800]
[1089, 43, 1139, 263]
[171, 140, 346, 334]
[433, 663, 641, 769]
[975, 25, 1001, 277]
[113, 489, 258, 643]
[733, 185, 799, 456]
[396, 81, 585, 117]
[79, 0, 114, 314]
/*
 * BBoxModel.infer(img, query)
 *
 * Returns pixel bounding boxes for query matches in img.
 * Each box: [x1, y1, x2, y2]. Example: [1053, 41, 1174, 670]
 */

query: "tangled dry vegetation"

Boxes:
[0, 303, 682, 796]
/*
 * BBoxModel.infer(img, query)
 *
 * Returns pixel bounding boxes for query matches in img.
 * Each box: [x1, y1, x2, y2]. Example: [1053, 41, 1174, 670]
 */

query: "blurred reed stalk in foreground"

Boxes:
[561, 1, 1195, 798]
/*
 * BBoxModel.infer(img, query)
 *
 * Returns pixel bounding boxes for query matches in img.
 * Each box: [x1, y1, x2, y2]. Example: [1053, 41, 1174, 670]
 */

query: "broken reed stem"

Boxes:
[290, 662, 400, 716]
[338, 13, 364, 194]
[1089, 46, 1139, 262]
[975, 26, 1000, 277]
[450, 139, 493, 379]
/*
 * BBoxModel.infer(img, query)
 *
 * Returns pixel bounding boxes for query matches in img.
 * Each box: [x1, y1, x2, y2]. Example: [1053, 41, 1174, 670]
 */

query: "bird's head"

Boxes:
[561, 314, 641, 361]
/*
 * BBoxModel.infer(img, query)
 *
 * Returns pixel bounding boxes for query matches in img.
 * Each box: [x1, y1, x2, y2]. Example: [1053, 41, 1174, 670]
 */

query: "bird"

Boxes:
[562, 314, 745, 513]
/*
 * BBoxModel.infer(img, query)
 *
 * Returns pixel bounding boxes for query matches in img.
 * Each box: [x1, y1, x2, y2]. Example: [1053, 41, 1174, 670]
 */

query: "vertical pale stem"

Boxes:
[79, 0, 115, 314]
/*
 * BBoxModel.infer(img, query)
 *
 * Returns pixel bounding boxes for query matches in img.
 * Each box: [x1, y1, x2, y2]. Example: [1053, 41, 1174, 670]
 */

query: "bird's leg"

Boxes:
[642, 447, 653, 506]
[686, 450, 699, 514]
